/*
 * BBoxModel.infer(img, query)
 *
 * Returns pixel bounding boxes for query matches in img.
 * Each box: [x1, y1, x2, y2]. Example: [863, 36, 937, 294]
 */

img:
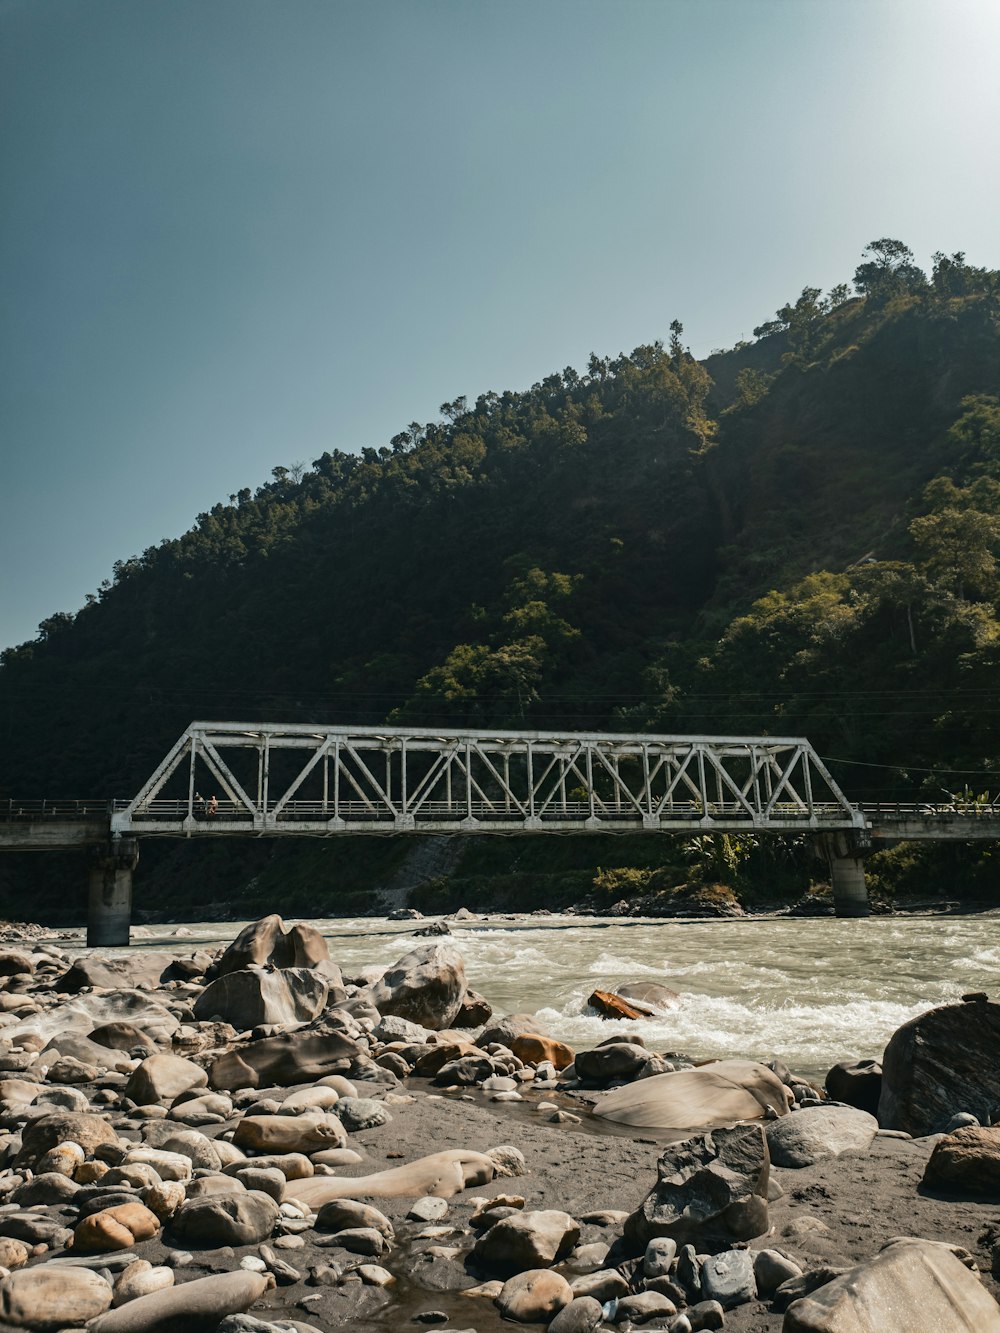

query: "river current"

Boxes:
[103, 913, 1000, 1082]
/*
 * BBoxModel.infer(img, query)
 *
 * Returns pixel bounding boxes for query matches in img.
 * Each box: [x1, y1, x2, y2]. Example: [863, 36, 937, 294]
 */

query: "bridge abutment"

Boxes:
[87, 839, 138, 947]
[819, 831, 870, 918]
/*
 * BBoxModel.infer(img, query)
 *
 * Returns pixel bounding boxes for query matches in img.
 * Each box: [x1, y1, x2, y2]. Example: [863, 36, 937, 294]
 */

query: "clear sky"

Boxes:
[2, 0, 998, 652]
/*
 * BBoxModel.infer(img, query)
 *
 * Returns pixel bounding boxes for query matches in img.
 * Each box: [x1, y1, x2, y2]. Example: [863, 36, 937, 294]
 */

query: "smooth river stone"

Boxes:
[0, 1266, 112, 1329]
[89, 1271, 269, 1333]
[286, 1148, 497, 1206]
[593, 1059, 790, 1130]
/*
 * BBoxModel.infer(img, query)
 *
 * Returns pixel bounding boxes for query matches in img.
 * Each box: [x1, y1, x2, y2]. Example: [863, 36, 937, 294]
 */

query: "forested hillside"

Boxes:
[4, 240, 1000, 919]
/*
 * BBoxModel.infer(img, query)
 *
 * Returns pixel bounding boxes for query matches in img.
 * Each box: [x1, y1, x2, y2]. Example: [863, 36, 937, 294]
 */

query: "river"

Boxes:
[92, 912, 1000, 1083]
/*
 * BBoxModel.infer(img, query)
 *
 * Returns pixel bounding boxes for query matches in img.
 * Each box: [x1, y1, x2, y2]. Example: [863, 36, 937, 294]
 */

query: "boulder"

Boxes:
[700, 1248, 757, 1309]
[625, 1123, 770, 1250]
[824, 1058, 882, 1116]
[13, 990, 178, 1046]
[205, 915, 332, 979]
[595, 1059, 789, 1130]
[923, 1125, 1000, 1194]
[89, 1270, 269, 1333]
[316, 1199, 394, 1239]
[368, 942, 467, 1030]
[40, 1031, 134, 1074]
[74, 1202, 161, 1252]
[193, 968, 328, 1029]
[452, 988, 493, 1026]
[209, 1030, 357, 1090]
[588, 989, 655, 1020]
[112, 1260, 174, 1306]
[171, 1191, 280, 1247]
[549, 1296, 605, 1333]
[511, 1034, 576, 1070]
[286, 1148, 496, 1206]
[766, 1105, 878, 1168]
[617, 981, 681, 1011]
[89, 1021, 160, 1054]
[783, 1237, 1000, 1331]
[234, 1112, 347, 1154]
[0, 952, 33, 977]
[54, 954, 172, 992]
[878, 998, 1000, 1136]
[15, 1111, 119, 1167]
[472, 1209, 581, 1278]
[575, 1042, 650, 1084]
[478, 1013, 550, 1047]
[0, 1266, 112, 1329]
[125, 1054, 208, 1106]
[496, 1269, 573, 1323]
[334, 1097, 392, 1131]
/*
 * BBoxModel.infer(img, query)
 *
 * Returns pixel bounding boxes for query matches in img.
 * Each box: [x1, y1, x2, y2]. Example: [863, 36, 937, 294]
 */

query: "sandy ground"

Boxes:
[83, 1082, 1000, 1333]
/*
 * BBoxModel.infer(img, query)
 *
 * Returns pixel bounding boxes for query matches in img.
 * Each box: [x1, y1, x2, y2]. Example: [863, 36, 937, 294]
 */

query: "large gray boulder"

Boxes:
[208, 1029, 357, 1091]
[765, 1105, 878, 1168]
[368, 942, 467, 1030]
[575, 1042, 651, 1085]
[170, 1191, 280, 1247]
[878, 998, 1000, 1135]
[783, 1237, 1000, 1331]
[193, 967, 328, 1029]
[625, 1123, 770, 1251]
[205, 915, 333, 980]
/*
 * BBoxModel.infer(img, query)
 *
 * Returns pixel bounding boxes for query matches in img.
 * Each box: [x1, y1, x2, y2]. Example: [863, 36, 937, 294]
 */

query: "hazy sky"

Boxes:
[2, 0, 998, 652]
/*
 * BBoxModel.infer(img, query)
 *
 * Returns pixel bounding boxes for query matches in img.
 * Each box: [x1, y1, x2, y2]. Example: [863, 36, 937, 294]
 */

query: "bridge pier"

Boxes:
[87, 839, 138, 947]
[819, 831, 870, 918]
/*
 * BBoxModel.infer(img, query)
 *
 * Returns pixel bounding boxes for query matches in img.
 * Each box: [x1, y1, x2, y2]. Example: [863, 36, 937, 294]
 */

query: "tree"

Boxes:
[853, 238, 927, 303]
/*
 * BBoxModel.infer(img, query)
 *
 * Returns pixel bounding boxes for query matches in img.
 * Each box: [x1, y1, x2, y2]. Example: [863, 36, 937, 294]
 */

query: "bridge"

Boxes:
[4, 722, 999, 944]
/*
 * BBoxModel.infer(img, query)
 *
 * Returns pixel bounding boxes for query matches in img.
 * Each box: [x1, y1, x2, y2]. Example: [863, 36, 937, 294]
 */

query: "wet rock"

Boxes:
[193, 968, 328, 1029]
[205, 915, 332, 979]
[616, 981, 681, 1011]
[588, 988, 655, 1020]
[472, 1209, 580, 1278]
[824, 1058, 882, 1116]
[171, 1191, 280, 1246]
[368, 942, 468, 1030]
[922, 1125, 1000, 1194]
[124, 1053, 208, 1106]
[495, 1268, 573, 1322]
[88, 1270, 269, 1332]
[595, 1059, 790, 1130]
[765, 1104, 878, 1167]
[209, 1030, 357, 1091]
[783, 1237, 1000, 1330]
[878, 999, 1000, 1136]
[0, 1265, 112, 1328]
[625, 1123, 770, 1251]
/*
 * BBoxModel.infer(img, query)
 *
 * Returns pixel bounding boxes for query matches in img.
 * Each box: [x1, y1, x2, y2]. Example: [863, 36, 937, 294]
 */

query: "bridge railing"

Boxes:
[862, 801, 1000, 818]
[1, 800, 114, 820]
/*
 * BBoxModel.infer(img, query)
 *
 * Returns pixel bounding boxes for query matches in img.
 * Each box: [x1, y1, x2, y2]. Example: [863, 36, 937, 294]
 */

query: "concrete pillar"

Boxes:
[819, 831, 870, 918]
[87, 839, 139, 947]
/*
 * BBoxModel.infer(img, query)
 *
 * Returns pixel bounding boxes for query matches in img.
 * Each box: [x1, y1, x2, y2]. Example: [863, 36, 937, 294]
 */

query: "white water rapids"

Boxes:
[105, 912, 1000, 1081]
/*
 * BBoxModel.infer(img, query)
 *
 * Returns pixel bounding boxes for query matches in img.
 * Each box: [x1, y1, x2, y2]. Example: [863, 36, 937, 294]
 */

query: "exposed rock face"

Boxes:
[922, 1125, 1000, 1194]
[208, 1029, 357, 1090]
[205, 915, 332, 980]
[625, 1124, 770, 1251]
[595, 1060, 790, 1131]
[368, 942, 467, 1030]
[783, 1237, 1000, 1331]
[473, 1209, 581, 1278]
[0, 1265, 112, 1329]
[765, 1105, 878, 1168]
[879, 999, 1000, 1135]
[193, 967, 328, 1029]
[824, 1058, 882, 1115]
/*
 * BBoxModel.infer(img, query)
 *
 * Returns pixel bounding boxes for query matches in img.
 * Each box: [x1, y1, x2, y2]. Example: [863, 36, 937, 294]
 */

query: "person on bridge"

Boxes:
[194, 792, 206, 817]
[207, 794, 218, 818]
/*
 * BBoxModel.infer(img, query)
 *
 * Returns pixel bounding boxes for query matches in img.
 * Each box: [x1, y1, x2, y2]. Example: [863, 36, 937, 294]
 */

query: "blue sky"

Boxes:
[2, 0, 998, 651]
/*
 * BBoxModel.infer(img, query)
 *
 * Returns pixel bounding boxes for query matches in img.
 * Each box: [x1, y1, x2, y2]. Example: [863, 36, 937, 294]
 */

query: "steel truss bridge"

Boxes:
[107, 722, 868, 838]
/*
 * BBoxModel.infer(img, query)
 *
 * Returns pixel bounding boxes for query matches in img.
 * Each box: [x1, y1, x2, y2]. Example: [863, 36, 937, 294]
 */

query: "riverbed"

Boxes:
[76, 912, 1000, 1082]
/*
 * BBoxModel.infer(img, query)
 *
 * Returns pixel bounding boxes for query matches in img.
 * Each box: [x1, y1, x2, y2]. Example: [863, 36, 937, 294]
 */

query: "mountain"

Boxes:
[3, 241, 1000, 919]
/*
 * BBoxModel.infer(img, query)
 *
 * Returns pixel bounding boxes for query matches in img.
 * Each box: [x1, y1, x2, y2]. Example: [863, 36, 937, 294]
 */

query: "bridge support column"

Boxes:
[818, 831, 870, 918]
[87, 839, 138, 947]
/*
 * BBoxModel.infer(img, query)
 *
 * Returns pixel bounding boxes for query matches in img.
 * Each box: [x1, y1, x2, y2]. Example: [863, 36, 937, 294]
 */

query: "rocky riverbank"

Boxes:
[0, 916, 998, 1331]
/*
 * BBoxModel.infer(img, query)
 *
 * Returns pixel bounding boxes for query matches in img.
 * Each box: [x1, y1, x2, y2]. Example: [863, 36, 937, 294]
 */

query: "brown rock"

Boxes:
[879, 1000, 1000, 1135]
[15, 1112, 119, 1168]
[617, 981, 681, 1011]
[511, 1034, 576, 1070]
[89, 1270, 269, 1333]
[0, 1266, 112, 1329]
[496, 1269, 574, 1323]
[124, 1054, 208, 1106]
[208, 1029, 356, 1091]
[368, 942, 468, 1030]
[923, 1126, 1000, 1195]
[589, 989, 654, 1020]
[204, 914, 332, 979]
[412, 1040, 484, 1077]
[74, 1202, 160, 1252]
[232, 1113, 346, 1154]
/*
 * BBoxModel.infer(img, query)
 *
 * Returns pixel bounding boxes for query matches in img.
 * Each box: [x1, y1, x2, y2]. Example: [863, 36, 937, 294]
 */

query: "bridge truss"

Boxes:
[110, 722, 865, 838]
